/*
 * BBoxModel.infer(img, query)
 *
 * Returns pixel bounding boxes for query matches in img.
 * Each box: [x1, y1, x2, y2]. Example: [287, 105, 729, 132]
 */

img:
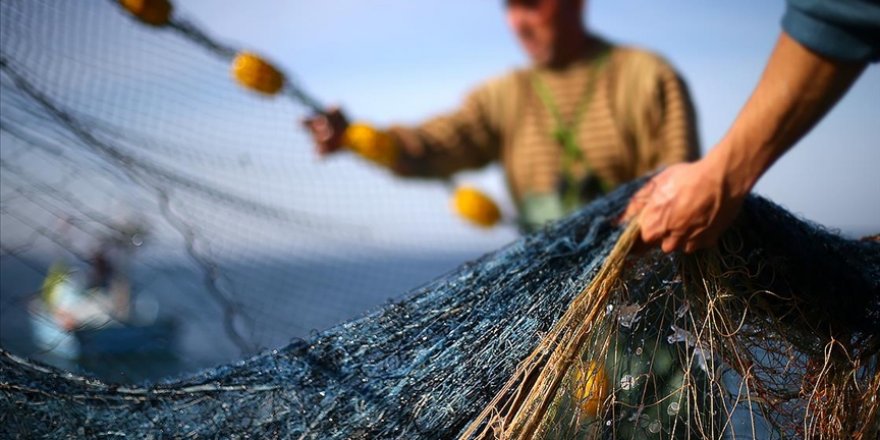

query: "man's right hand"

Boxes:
[301, 107, 349, 157]
[623, 157, 748, 254]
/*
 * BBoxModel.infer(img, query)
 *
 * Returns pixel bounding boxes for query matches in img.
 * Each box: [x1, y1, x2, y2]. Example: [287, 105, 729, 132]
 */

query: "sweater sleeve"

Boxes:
[783, 0, 880, 62]
[385, 75, 513, 178]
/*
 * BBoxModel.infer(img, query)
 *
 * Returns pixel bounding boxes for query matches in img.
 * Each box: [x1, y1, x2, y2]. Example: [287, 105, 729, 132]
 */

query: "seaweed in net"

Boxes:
[2, 182, 878, 439]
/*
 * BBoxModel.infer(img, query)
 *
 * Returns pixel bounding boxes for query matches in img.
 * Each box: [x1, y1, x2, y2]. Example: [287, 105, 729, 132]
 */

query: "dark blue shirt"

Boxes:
[783, 0, 880, 62]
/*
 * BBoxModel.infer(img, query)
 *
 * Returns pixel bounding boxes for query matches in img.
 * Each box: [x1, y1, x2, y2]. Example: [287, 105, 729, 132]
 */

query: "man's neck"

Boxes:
[545, 32, 603, 70]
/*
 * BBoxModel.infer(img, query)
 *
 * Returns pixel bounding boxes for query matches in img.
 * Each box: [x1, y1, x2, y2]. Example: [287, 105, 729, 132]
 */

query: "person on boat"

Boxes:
[39, 262, 80, 332]
[37, 259, 116, 334]
[37, 239, 134, 333]
[626, 0, 880, 253]
[303, 0, 700, 232]
[85, 247, 131, 320]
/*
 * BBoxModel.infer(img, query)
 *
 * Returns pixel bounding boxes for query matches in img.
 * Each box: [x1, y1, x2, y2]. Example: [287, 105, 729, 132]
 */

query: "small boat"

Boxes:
[74, 318, 177, 358]
[29, 263, 176, 362]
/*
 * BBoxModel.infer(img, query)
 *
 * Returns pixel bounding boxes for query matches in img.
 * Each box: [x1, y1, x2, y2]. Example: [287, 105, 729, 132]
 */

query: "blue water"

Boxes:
[0, 251, 482, 383]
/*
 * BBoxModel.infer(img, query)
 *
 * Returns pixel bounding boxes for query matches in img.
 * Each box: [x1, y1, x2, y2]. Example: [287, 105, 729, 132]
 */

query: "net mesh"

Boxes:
[1, 1, 879, 439]
[0, 0, 515, 377]
[463, 197, 879, 439]
[2, 187, 878, 439]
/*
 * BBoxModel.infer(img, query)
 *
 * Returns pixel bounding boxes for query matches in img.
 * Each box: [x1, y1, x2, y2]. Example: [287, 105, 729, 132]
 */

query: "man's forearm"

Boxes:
[707, 32, 866, 198]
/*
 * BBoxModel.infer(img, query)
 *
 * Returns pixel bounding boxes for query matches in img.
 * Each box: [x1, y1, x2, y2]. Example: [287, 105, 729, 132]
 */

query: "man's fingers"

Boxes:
[640, 218, 662, 244]
[620, 201, 641, 225]
[300, 107, 349, 159]
[683, 240, 700, 254]
[620, 202, 638, 225]
[683, 225, 726, 253]
[639, 197, 671, 244]
[301, 115, 327, 135]
[681, 226, 710, 254]
[310, 116, 340, 144]
[621, 186, 651, 224]
[323, 106, 348, 130]
[639, 207, 665, 244]
[661, 234, 685, 253]
[683, 236, 713, 254]
[302, 116, 333, 155]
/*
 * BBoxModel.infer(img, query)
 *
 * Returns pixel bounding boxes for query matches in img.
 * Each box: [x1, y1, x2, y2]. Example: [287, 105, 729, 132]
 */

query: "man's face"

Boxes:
[506, 0, 580, 66]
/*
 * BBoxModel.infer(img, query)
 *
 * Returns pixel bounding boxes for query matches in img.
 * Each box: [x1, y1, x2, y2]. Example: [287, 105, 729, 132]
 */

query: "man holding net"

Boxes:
[301, 3, 705, 435]
[304, 0, 700, 232]
[627, 0, 880, 253]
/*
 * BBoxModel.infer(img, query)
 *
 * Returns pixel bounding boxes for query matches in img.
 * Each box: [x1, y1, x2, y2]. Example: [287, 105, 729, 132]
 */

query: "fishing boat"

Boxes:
[29, 264, 176, 362]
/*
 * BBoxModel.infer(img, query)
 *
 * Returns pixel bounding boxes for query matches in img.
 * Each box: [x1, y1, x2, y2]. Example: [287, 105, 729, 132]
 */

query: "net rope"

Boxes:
[1, 1, 878, 439]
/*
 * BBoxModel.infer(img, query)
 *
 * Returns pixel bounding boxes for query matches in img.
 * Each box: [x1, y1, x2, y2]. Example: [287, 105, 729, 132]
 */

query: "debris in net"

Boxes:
[667, 325, 711, 372]
[675, 301, 689, 319]
[667, 325, 693, 345]
[617, 302, 643, 328]
[620, 374, 637, 391]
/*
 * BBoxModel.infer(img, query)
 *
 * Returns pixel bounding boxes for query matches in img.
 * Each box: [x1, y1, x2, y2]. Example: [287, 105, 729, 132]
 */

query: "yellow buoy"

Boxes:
[574, 362, 608, 417]
[119, 0, 173, 26]
[231, 52, 285, 96]
[341, 123, 398, 168]
[452, 187, 501, 228]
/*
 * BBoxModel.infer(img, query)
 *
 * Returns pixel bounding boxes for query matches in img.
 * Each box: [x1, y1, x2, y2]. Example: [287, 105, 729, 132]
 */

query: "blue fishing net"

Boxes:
[2, 184, 878, 438]
[1, 1, 878, 438]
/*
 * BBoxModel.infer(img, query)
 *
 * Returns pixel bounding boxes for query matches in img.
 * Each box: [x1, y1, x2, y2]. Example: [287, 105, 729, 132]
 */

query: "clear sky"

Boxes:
[172, 0, 879, 236]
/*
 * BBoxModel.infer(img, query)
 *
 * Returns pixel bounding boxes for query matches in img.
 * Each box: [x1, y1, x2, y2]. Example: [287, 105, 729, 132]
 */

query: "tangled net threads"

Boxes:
[2, 187, 877, 439]
[458, 197, 879, 440]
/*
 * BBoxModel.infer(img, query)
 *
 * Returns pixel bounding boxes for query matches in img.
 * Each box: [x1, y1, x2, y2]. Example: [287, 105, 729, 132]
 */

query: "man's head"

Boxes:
[505, 0, 587, 67]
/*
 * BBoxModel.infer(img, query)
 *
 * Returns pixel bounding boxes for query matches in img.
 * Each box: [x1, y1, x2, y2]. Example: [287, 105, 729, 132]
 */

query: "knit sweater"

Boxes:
[386, 40, 700, 225]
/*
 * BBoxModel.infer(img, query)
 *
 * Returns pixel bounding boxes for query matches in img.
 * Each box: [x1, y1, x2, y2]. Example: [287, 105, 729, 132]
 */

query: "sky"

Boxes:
[174, 0, 879, 235]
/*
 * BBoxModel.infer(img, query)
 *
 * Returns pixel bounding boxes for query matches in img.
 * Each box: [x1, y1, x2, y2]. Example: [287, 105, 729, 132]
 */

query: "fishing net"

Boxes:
[2, 185, 878, 439]
[2, 1, 879, 439]
[0, 0, 516, 378]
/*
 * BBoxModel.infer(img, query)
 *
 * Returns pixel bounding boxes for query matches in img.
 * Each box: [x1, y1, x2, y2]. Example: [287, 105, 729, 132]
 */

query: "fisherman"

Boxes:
[304, 0, 700, 232]
[626, 0, 880, 252]
[300, 3, 699, 430]
[86, 246, 130, 320]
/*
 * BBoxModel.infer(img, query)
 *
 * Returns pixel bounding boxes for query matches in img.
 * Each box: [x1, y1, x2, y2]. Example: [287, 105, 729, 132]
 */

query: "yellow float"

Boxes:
[341, 123, 398, 168]
[451, 187, 502, 228]
[231, 52, 285, 96]
[574, 362, 608, 417]
[119, 0, 173, 26]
